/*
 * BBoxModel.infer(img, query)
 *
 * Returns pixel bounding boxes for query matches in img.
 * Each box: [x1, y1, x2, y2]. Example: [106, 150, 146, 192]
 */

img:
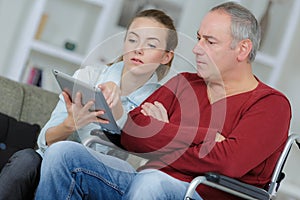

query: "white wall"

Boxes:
[277, 18, 300, 195]
[0, 0, 27, 75]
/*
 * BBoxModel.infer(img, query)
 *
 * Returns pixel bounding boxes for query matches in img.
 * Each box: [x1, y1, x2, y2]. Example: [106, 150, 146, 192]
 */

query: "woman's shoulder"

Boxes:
[74, 61, 123, 78]
[105, 61, 124, 72]
[72, 64, 110, 84]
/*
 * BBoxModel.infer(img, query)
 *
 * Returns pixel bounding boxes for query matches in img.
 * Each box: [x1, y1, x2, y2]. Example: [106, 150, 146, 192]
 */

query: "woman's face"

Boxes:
[122, 17, 173, 77]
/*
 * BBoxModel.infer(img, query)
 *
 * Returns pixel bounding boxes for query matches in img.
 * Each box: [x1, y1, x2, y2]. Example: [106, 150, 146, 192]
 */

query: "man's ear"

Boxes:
[237, 39, 252, 62]
[161, 51, 174, 65]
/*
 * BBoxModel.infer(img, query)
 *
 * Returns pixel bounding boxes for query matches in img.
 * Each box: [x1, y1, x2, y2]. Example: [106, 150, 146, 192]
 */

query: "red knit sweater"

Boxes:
[121, 73, 291, 199]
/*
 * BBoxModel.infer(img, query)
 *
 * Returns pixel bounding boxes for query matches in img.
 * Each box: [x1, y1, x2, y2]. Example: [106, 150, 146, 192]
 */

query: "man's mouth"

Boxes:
[196, 60, 206, 65]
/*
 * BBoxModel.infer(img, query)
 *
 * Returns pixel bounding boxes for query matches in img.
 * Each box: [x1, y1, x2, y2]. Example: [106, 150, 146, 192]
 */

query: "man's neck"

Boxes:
[207, 73, 258, 104]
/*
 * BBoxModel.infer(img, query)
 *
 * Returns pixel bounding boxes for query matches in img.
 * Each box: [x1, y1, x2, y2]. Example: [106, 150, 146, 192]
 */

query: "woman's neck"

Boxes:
[120, 69, 152, 96]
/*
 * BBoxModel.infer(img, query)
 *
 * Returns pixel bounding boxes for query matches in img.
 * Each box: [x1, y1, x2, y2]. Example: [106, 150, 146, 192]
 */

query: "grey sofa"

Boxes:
[0, 75, 145, 169]
[0, 76, 59, 128]
[0, 75, 59, 168]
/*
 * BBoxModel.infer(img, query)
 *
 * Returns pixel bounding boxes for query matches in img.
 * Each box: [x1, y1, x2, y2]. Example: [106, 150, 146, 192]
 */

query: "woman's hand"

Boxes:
[98, 82, 123, 120]
[62, 91, 109, 132]
[141, 101, 169, 123]
[98, 81, 121, 109]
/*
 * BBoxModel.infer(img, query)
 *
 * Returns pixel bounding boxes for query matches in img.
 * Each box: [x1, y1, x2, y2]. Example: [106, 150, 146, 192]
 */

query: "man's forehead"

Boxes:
[198, 11, 231, 36]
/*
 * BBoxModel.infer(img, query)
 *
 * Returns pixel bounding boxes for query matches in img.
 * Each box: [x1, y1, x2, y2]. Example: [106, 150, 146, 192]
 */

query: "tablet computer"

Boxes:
[52, 69, 121, 134]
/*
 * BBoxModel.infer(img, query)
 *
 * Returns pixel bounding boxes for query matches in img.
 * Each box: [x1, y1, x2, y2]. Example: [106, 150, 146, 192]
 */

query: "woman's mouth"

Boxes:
[131, 58, 144, 65]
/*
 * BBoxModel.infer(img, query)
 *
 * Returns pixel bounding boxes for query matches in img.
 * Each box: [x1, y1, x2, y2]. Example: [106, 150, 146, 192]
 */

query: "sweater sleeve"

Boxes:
[121, 73, 218, 155]
[168, 92, 291, 179]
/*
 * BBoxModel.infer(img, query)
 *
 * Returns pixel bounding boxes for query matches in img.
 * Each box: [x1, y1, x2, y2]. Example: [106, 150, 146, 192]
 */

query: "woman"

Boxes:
[0, 9, 178, 200]
[37, 9, 178, 154]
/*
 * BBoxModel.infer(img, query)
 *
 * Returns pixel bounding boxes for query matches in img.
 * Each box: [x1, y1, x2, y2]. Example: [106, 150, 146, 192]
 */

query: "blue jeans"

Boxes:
[0, 148, 42, 200]
[35, 141, 202, 200]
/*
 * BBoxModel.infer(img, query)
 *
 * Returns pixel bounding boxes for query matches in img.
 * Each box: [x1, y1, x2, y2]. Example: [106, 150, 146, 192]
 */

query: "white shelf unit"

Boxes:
[5, 0, 122, 92]
[2, 0, 299, 92]
[5, 0, 47, 82]
[31, 40, 84, 65]
[3, 0, 186, 93]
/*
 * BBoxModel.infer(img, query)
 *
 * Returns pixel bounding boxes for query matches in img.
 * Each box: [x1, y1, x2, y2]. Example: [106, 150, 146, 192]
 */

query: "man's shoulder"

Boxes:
[175, 72, 205, 82]
[257, 81, 288, 98]
[254, 81, 291, 107]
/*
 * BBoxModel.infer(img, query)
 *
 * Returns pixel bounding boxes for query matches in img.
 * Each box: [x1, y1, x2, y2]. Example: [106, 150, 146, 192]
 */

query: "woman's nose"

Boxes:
[134, 43, 145, 55]
[134, 47, 143, 55]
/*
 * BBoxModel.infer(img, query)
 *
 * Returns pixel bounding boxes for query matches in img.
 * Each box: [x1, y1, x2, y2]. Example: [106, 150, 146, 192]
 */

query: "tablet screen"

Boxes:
[52, 69, 121, 134]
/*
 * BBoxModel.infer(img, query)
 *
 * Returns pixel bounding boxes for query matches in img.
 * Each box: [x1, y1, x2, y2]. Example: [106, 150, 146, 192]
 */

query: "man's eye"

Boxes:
[206, 39, 216, 45]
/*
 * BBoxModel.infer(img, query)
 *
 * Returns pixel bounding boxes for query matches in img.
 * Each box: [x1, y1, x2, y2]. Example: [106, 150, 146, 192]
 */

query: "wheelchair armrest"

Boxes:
[184, 172, 270, 200]
[83, 129, 148, 165]
[296, 139, 300, 149]
[90, 129, 125, 149]
[204, 172, 270, 200]
[83, 129, 122, 149]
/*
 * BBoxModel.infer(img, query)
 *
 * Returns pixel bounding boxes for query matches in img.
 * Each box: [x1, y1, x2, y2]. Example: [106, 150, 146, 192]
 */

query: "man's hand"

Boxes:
[141, 101, 169, 123]
[215, 132, 225, 142]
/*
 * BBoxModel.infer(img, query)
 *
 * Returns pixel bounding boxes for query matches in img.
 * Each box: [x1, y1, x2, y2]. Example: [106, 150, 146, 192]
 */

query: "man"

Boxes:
[35, 2, 291, 200]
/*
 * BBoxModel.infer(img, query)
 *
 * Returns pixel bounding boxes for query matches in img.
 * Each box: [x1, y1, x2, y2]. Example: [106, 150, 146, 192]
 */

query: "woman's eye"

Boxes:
[128, 39, 137, 43]
[148, 43, 156, 48]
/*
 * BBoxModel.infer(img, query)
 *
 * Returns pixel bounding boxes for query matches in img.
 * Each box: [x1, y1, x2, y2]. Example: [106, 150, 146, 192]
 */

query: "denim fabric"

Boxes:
[0, 148, 42, 200]
[35, 141, 202, 200]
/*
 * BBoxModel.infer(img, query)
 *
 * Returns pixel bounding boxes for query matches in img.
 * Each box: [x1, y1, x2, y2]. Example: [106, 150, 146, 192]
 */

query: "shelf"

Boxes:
[40, 0, 103, 54]
[31, 40, 84, 65]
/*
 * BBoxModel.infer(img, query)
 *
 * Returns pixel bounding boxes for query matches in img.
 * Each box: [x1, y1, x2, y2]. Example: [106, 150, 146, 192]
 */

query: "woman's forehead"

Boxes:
[128, 18, 169, 36]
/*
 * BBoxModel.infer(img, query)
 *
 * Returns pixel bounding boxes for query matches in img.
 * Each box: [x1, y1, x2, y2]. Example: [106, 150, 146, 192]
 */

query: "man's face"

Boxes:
[193, 11, 238, 82]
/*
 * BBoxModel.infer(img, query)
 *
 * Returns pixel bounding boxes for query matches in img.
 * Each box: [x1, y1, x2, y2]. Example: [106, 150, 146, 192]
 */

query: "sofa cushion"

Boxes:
[0, 76, 24, 120]
[21, 83, 59, 127]
[0, 112, 40, 170]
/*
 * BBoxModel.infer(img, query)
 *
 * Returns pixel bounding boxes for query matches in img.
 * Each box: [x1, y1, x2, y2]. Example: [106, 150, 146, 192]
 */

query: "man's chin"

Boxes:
[197, 71, 206, 79]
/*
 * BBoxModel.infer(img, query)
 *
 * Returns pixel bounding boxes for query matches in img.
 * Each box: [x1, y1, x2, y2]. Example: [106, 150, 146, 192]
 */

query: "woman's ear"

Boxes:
[237, 39, 252, 62]
[161, 51, 174, 65]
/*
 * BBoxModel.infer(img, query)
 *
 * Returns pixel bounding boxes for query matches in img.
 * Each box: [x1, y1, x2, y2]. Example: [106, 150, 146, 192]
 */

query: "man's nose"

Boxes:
[193, 41, 205, 55]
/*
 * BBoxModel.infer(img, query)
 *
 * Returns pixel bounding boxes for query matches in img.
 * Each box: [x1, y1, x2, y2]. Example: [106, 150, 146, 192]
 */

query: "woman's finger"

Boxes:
[62, 91, 72, 107]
